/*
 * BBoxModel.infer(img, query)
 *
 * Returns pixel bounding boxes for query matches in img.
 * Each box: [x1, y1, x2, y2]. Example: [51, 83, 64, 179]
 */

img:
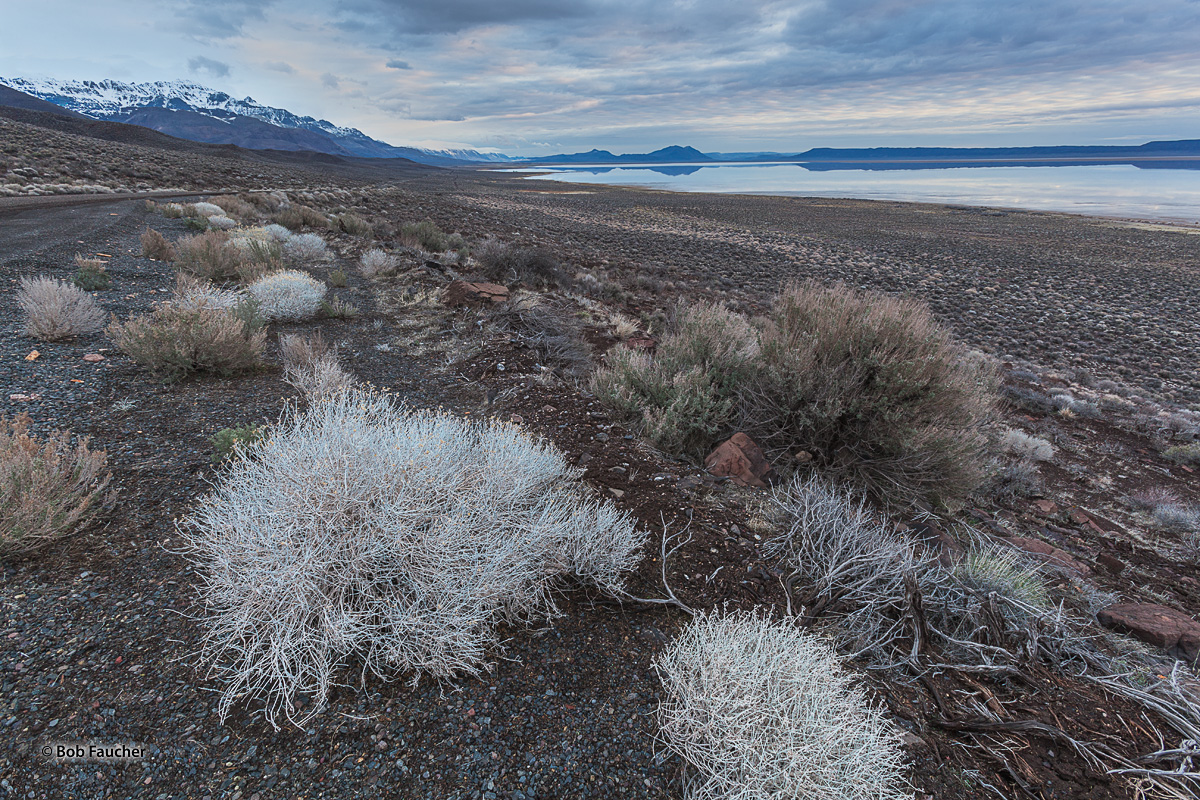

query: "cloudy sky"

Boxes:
[3, 0, 1200, 155]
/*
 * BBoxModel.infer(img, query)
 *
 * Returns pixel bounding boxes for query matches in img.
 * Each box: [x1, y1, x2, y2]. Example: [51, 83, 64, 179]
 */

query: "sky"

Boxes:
[2, 0, 1200, 156]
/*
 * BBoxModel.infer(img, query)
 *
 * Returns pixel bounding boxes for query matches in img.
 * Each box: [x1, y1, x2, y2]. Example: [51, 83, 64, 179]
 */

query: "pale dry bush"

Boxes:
[247, 270, 326, 321]
[207, 215, 237, 231]
[283, 232, 329, 262]
[172, 274, 244, 312]
[763, 477, 934, 657]
[191, 201, 224, 217]
[655, 610, 909, 800]
[359, 248, 398, 278]
[181, 389, 645, 727]
[141, 228, 175, 261]
[1, 414, 110, 556]
[490, 293, 591, 379]
[279, 332, 355, 399]
[17, 276, 107, 341]
[174, 231, 252, 283]
[262, 224, 293, 243]
[1000, 429, 1054, 462]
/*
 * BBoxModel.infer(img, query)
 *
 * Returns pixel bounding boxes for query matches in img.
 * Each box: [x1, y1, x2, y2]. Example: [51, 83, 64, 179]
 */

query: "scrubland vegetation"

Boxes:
[5, 179, 1200, 800]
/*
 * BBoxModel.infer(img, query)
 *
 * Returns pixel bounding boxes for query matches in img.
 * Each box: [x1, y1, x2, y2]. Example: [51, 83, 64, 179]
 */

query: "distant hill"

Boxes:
[522, 145, 714, 164]
[0, 77, 510, 165]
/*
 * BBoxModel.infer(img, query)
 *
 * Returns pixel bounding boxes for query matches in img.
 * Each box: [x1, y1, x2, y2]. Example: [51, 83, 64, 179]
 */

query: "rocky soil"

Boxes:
[1, 172, 1199, 800]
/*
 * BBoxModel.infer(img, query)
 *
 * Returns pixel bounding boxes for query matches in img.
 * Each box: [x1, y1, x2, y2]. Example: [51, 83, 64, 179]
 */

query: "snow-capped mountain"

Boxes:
[0, 77, 511, 165]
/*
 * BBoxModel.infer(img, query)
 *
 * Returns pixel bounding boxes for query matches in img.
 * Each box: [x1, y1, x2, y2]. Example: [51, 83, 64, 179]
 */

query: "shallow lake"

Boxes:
[500, 162, 1200, 223]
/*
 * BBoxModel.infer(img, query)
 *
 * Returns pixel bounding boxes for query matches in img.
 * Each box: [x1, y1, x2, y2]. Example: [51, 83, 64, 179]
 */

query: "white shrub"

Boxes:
[1000, 429, 1054, 462]
[246, 270, 326, 321]
[207, 215, 237, 231]
[172, 275, 244, 312]
[17, 276, 106, 340]
[656, 610, 909, 800]
[359, 248, 398, 278]
[181, 389, 645, 727]
[191, 201, 224, 217]
[262, 224, 293, 243]
[283, 232, 329, 262]
[279, 332, 355, 399]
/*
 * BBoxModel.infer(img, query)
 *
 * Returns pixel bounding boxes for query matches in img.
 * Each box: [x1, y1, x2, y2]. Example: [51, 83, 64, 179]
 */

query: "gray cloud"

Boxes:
[172, 0, 276, 39]
[386, 59, 412, 69]
[339, 0, 590, 35]
[321, 72, 341, 89]
[264, 60, 295, 73]
[188, 56, 231, 78]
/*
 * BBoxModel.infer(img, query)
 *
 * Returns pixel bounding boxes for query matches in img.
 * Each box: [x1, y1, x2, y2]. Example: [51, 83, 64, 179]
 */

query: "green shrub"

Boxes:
[400, 220, 456, 253]
[273, 207, 303, 230]
[71, 255, 111, 291]
[1, 414, 110, 556]
[184, 216, 209, 231]
[320, 297, 359, 319]
[1164, 443, 1200, 466]
[328, 269, 348, 288]
[334, 213, 371, 237]
[747, 281, 997, 501]
[210, 424, 265, 463]
[593, 282, 997, 502]
[109, 299, 266, 382]
[592, 302, 757, 459]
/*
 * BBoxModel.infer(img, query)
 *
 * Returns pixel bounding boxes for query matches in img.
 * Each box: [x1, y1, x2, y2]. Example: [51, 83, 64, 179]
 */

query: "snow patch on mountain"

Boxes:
[1, 76, 510, 164]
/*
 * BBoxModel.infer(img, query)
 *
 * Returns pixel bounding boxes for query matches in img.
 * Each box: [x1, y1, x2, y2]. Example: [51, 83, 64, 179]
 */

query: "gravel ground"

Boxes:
[2, 182, 1198, 800]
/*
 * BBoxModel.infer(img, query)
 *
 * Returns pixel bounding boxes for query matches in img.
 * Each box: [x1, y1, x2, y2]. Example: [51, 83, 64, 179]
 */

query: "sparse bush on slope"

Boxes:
[656, 610, 909, 800]
[475, 238, 563, 287]
[1, 414, 110, 556]
[141, 227, 175, 261]
[359, 248, 398, 278]
[283, 232, 329, 262]
[174, 231, 249, 283]
[17, 276, 107, 341]
[181, 389, 645, 727]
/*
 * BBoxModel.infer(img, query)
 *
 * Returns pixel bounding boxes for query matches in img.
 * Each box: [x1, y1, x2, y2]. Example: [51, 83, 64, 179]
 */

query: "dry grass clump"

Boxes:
[210, 195, 257, 220]
[180, 389, 645, 727]
[655, 610, 909, 800]
[283, 232, 329, 263]
[474, 238, 563, 287]
[17, 276, 107, 341]
[359, 248, 398, 278]
[71, 255, 111, 291]
[593, 301, 757, 459]
[246, 270, 326, 322]
[490, 294, 591, 378]
[1001, 429, 1054, 461]
[141, 227, 175, 261]
[207, 215, 237, 231]
[1163, 443, 1200, 467]
[594, 282, 997, 502]
[109, 298, 266, 382]
[279, 332, 355, 399]
[1, 414, 110, 556]
[399, 220, 463, 253]
[334, 212, 371, 237]
[171, 274, 245, 312]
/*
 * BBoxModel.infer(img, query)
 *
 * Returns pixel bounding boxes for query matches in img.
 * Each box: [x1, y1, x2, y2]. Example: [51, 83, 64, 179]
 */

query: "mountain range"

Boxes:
[0, 77, 508, 166]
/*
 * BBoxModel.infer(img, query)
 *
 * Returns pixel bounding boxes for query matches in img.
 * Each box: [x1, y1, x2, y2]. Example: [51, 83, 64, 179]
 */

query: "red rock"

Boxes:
[443, 280, 509, 306]
[1067, 508, 1091, 526]
[703, 433, 777, 488]
[82, 353, 105, 363]
[1007, 537, 1091, 577]
[623, 337, 656, 352]
[1096, 553, 1125, 575]
[1097, 604, 1200, 663]
[1033, 499, 1058, 516]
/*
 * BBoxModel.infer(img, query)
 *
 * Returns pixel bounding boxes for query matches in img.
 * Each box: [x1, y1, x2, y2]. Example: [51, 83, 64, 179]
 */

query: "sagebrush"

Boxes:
[109, 299, 266, 381]
[1, 414, 110, 556]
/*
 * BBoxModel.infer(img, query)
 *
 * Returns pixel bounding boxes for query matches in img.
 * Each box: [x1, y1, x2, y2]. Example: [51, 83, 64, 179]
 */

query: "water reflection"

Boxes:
[501, 162, 1200, 222]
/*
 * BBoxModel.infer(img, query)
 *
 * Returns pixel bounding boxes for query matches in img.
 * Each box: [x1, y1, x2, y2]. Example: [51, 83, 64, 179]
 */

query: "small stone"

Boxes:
[83, 353, 105, 363]
[704, 433, 777, 488]
[24, 350, 39, 361]
[609, 488, 625, 498]
[793, 450, 813, 463]
[1032, 499, 1058, 515]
